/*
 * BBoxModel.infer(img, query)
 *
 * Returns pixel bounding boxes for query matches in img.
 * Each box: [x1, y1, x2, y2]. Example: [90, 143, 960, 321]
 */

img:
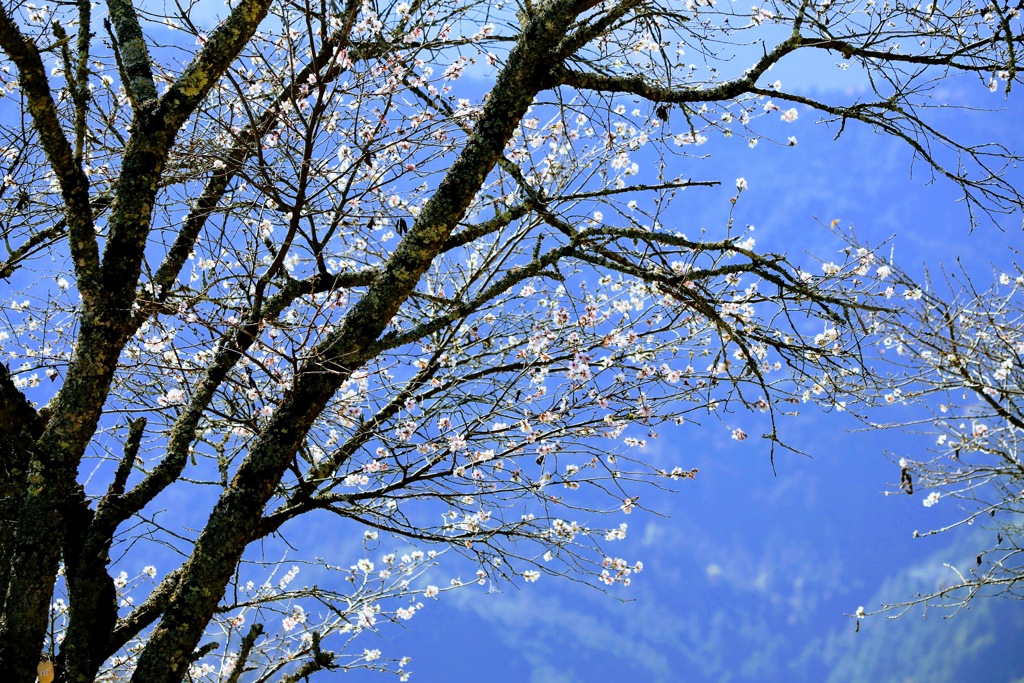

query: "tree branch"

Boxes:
[105, 0, 158, 104]
[0, 6, 99, 301]
[155, 0, 276, 131]
[554, 34, 801, 103]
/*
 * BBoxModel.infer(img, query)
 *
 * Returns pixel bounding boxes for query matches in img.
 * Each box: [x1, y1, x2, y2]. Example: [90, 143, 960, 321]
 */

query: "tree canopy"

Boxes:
[0, 0, 1021, 680]
[853, 262, 1024, 618]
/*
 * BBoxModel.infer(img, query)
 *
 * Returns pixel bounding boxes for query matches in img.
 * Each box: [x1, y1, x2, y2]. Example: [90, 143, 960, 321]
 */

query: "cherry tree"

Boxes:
[0, 0, 1020, 680]
[854, 264, 1024, 619]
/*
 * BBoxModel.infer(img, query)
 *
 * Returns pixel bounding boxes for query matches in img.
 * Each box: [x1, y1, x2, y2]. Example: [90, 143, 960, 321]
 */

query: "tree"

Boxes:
[0, 0, 1019, 680]
[855, 263, 1024, 618]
